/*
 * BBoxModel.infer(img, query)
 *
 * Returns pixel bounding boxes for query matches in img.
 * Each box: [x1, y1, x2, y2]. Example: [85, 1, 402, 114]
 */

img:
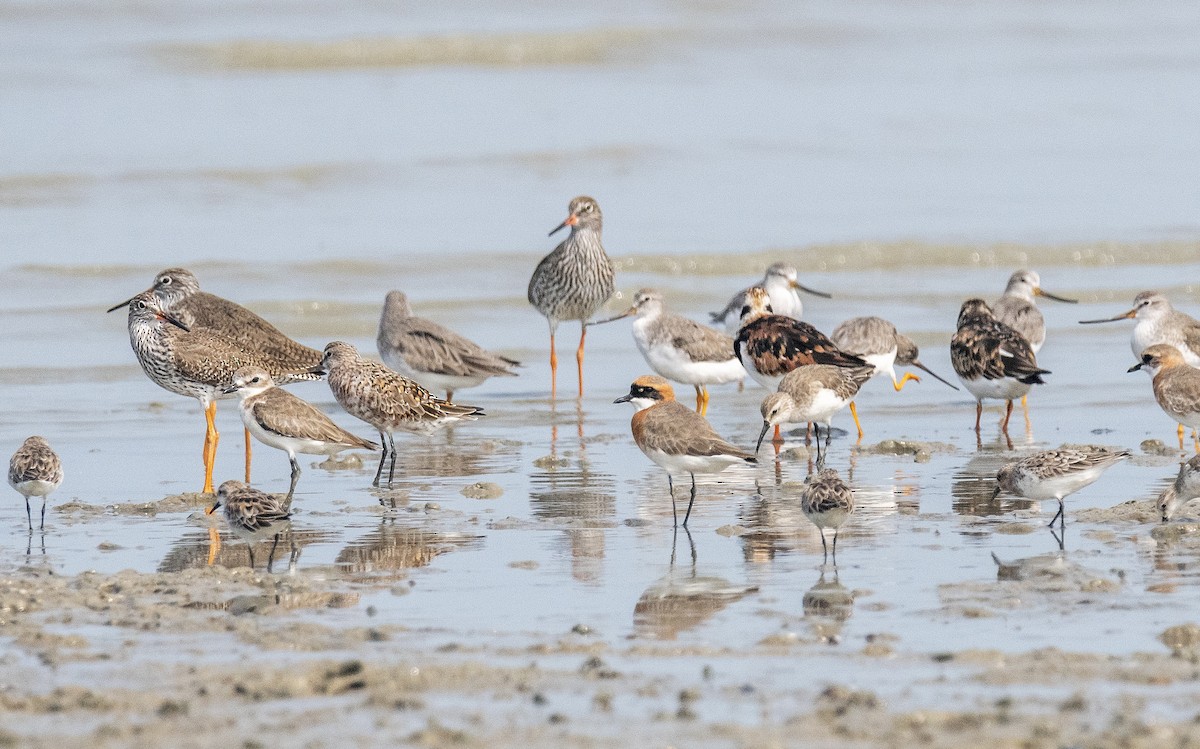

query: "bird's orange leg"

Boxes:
[1001, 399, 1014, 433]
[701, 386, 710, 416]
[1178, 423, 1186, 451]
[773, 424, 782, 444]
[849, 401, 864, 441]
[244, 427, 252, 483]
[576, 325, 587, 399]
[203, 402, 218, 494]
[893, 373, 920, 392]
[549, 331, 558, 399]
[207, 526, 221, 566]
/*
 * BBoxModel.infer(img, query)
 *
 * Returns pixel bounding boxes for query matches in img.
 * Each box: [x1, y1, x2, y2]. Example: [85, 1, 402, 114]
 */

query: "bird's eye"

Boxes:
[161, 277, 172, 285]
[582, 203, 593, 213]
[135, 300, 146, 309]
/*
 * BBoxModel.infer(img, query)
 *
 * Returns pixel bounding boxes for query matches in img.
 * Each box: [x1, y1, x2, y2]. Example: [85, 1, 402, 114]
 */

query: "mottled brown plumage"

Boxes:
[9, 435, 63, 530]
[1129, 344, 1200, 441]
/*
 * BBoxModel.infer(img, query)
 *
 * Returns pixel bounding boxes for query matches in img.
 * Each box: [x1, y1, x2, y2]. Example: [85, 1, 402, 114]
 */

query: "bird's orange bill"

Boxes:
[1080, 308, 1136, 324]
[548, 214, 579, 236]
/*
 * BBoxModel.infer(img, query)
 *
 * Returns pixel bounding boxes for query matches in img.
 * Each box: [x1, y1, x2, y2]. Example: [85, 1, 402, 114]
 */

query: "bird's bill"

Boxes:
[754, 420, 772, 453]
[548, 214, 579, 236]
[306, 364, 328, 375]
[157, 310, 190, 332]
[1127, 361, 1145, 373]
[991, 484, 1002, 499]
[205, 501, 221, 515]
[1034, 287, 1078, 304]
[220, 384, 240, 395]
[106, 296, 135, 313]
[613, 392, 633, 405]
[791, 280, 833, 299]
[911, 360, 960, 390]
[1079, 308, 1136, 324]
[589, 306, 637, 326]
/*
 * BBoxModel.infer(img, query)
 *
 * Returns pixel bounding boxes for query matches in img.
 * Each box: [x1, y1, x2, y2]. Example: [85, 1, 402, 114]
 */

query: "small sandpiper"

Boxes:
[710, 262, 831, 333]
[831, 316, 959, 392]
[1081, 291, 1200, 366]
[207, 480, 293, 571]
[109, 267, 323, 482]
[527, 196, 616, 398]
[1128, 343, 1200, 452]
[994, 447, 1130, 528]
[756, 364, 875, 465]
[800, 468, 854, 564]
[8, 436, 63, 531]
[1158, 455, 1200, 521]
[950, 299, 1050, 436]
[377, 290, 519, 403]
[991, 269, 1077, 354]
[611, 288, 745, 415]
[615, 375, 757, 527]
[224, 366, 379, 497]
[314, 341, 484, 488]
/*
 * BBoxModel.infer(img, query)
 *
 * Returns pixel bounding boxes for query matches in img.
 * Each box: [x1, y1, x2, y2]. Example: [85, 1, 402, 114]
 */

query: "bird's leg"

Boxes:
[773, 424, 782, 445]
[814, 424, 824, 468]
[974, 402, 983, 433]
[248, 545, 256, 570]
[1048, 499, 1064, 528]
[40, 500, 46, 531]
[1001, 400, 1014, 434]
[372, 431, 387, 488]
[267, 533, 280, 574]
[576, 325, 587, 399]
[386, 433, 398, 487]
[701, 386, 710, 416]
[823, 423, 833, 466]
[894, 373, 920, 391]
[207, 526, 220, 566]
[849, 401, 864, 441]
[819, 529, 829, 564]
[287, 457, 301, 501]
[831, 529, 839, 564]
[203, 402, 219, 494]
[668, 475, 678, 527]
[682, 473, 697, 528]
[244, 427, 252, 483]
[1194, 431, 1199, 454]
[694, 385, 704, 414]
[548, 329, 559, 399]
[24, 497, 31, 531]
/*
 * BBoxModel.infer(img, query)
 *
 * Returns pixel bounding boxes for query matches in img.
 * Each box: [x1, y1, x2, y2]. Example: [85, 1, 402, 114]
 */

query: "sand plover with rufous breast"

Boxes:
[377, 290, 519, 403]
[8, 436, 63, 531]
[527, 196, 616, 399]
[609, 288, 745, 415]
[800, 468, 854, 564]
[207, 480, 293, 571]
[710, 262, 831, 333]
[314, 341, 483, 488]
[756, 364, 875, 465]
[224, 366, 378, 497]
[994, 447, 1129, 528]
[615, 375, 757, 527]
[831, 316, 959, 393]
[950, 299, 1049, 437]
[1129, 343, 1200, 453]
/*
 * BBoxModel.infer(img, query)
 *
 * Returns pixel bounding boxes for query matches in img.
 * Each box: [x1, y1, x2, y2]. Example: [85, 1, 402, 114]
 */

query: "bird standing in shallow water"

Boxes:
[800, 468, 854, 564]
[1128, 343, 1200, 453]
[207, 480, 293, 571]
[615, 376, 757, 527]
[377, 289, 519, 403]
[710, 262, 831, 333]
[994, 448, 1129, 529]
[108, 268, 322, 482]
[611, 288, 745, 415]
[757, 364, 875, 466]
[950, 299, 1049, 441]
[831, 316, 959, 393]
[224, 367, 379, 498]
[991, 270, 1077, 354]
[314, 341, 483, 488]
[9, 436, 63, 531]
[528, 196, 616, 399]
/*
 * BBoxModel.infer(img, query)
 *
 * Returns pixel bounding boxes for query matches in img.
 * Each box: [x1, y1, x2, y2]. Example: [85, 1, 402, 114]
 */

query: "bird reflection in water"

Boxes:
[159, 524, 332, 574]
[803, 568, 855, 644]
[951, 453, 1036, 519]
[334, 521, 482, 583]
[633, 527, 758, 640]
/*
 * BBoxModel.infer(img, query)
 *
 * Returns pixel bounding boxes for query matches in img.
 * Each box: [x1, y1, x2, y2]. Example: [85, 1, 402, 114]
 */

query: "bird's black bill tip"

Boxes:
[613, 393, 632, 405]
[1127, 362, 1143, 373]
[755, 421, 772, 453]
[105, 296, 135, 313]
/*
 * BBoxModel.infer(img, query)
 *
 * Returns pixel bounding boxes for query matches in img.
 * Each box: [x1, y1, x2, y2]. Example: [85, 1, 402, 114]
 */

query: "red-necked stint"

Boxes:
[615, 376, 756, 527]
[207, 480, 293, 571]
[710, 262, 831, 333]
[994, 447, 1129, 528]
[224, 366, 379, 497]
[527, 196, 615, 399]
[377, 290, 519, 403]
[8, 436, 63, 530]
[314, 341, 483, 488]
[610, 288, 745, 415]
[800, 468, 854, 564]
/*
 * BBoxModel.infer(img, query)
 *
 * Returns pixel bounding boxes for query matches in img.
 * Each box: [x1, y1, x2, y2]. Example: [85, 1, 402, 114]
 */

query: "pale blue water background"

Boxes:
[3, 0, 1200, 735]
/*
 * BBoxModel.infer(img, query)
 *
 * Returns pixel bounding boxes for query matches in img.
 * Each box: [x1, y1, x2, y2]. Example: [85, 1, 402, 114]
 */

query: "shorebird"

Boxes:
[736, 286, 869, 437]
[756, 364, 875, 465]
[8, 436, 63, 531]
[830, 316, 959, 392]
[314, 341, 484, 488]
[615, 375, 757, 527]
[224, 366, 379, 497]
[377, 290, 519, 402]
[1081, 291, 1200, 366]
[994, 447, 1130, 528]
[950, 299, 1050, 436]
[109, 268, 322, 482]
[710, 262, 831, 333]
[800, 468, 854, 563]
[1158, 455, 1200, 521]
[610, 288, 745, 415]
[527, 196, 616, 398]
[991, 270, 1077, 353]
[207, 480, 293, 570]
[1128, 343, 1200, 452]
